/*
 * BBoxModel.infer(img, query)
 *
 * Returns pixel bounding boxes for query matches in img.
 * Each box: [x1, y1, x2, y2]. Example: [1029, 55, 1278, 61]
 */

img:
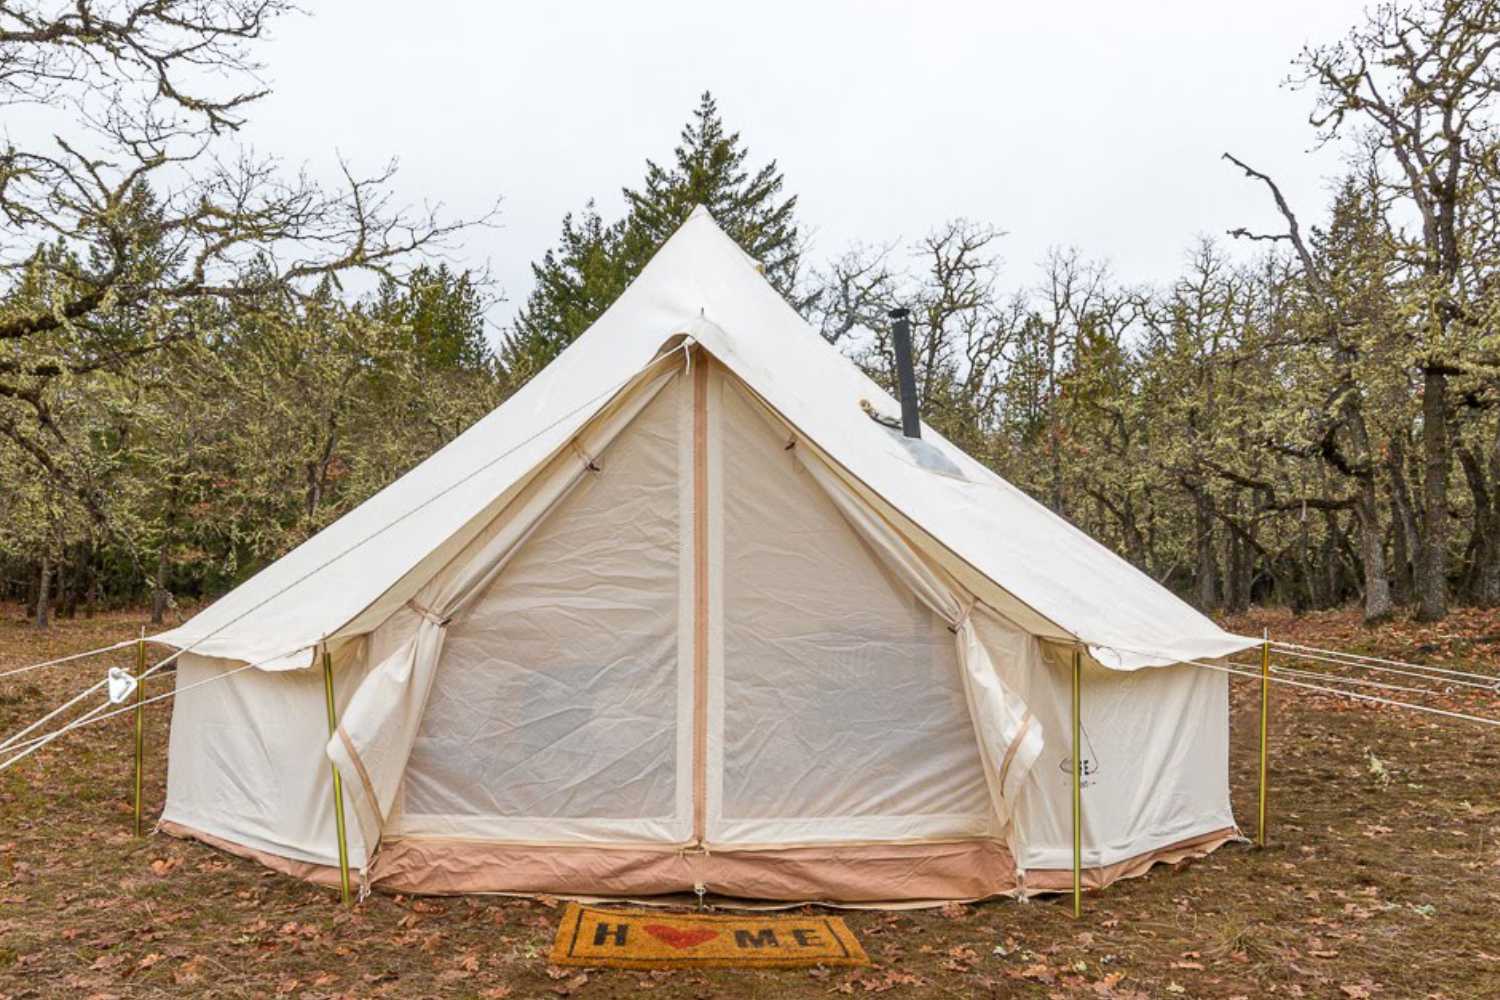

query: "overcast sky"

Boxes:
[241, 1, 1372, 327]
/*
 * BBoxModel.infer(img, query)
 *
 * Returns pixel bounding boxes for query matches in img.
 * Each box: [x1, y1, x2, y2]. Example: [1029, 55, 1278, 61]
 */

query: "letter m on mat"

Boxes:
[734, 928, 779, 948]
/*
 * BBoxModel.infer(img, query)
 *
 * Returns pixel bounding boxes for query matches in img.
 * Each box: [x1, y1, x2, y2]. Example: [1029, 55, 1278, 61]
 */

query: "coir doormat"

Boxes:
[549, 903, 870, 970]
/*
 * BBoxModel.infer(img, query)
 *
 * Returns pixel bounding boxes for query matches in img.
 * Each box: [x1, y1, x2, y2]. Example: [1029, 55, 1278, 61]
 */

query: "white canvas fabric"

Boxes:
[389, 373, 691, 847]
[969, 611, 1235, 872]
[152, 207, 1254, 673]
[156, 207, 1255, 899]
[162, 641, 372, 868]
[326, 364, 682, 861]
[712, 375, 998, 846]
[348, 363, 1045, 857]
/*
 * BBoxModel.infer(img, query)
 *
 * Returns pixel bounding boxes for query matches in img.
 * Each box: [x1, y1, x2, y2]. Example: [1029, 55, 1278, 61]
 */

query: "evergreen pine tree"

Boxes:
[502, 205, 628, 382]
[502, 92, 802, 383]
[618, 91, 802, 295]
[370, 264, 492, 373]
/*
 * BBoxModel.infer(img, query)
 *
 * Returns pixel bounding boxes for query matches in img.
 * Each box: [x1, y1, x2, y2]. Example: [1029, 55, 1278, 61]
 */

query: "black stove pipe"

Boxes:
[888, 307, 921, 439]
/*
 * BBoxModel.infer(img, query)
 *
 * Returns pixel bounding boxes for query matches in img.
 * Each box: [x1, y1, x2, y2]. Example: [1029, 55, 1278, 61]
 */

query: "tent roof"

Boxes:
[156, 207, 1253, 670]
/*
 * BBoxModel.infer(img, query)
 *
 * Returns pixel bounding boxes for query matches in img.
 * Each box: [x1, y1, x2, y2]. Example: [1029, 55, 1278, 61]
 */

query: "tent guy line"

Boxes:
[1270, 640, 1500, 686]
[1267, 647, 1500, 692]
[0, 654, 271, 771]
[1177, 656, 1500, 729]
[0, 674, 111, 753]
[1267, 663, 1447, 698]
[0, 638, 136, 680]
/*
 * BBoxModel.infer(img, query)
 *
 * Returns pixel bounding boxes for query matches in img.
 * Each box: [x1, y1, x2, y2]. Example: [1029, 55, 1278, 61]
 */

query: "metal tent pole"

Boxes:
[1071, 646, 1083, 918]
[321, 644, 353, 906]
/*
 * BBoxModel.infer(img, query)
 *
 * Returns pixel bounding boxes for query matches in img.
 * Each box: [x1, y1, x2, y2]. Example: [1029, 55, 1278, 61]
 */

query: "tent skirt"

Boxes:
[159, 820, 1236, 904]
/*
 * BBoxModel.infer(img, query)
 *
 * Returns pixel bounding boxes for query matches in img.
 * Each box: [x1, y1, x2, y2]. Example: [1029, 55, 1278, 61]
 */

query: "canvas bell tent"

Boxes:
[151, 208, 1257, 903]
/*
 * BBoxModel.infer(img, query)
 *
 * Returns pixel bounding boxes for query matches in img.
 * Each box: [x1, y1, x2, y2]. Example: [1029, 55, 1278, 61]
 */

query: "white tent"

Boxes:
[154, 208, 1256, 902]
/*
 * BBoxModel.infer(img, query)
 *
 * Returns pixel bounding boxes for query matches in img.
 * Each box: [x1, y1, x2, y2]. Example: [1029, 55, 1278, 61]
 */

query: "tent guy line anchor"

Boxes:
[105, 667, 137, 705]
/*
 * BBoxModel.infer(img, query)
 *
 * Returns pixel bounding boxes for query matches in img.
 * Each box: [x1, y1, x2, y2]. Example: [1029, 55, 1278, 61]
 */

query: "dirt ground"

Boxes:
[1, 605, 1498, 999]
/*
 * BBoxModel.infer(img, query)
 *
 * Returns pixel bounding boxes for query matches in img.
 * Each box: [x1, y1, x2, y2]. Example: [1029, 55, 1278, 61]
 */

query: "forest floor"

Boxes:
[1, 605, 1498, 999]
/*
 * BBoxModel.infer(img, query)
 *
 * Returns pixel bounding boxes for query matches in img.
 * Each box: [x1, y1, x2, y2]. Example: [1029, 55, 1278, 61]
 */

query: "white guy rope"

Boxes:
[0, 344, 691, 770]
[0, 639, 136, 680]
[0, 656, 267, 771]
[1271, 640, 1500, 686]
[1267, 647, 1500, 692]
[1179, 656, 1500, 729]
[0, 698, 118, 768]
[0, 645, 190, 765]
[0, 677, 110, 752]
[1266, 663, 1438, 697]
[0, 642, 193, 755]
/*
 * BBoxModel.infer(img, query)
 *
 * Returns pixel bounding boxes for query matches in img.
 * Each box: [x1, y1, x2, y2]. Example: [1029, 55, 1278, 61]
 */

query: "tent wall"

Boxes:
[385, 361, 1006, 852]
[972, 612, 1237, 875]
[162, 641, 370, 869]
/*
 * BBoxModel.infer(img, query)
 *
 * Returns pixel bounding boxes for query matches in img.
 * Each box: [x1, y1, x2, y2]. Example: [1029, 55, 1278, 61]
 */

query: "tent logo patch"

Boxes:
[1059, 755, 1100, 787]
[550, 903, 870, 969]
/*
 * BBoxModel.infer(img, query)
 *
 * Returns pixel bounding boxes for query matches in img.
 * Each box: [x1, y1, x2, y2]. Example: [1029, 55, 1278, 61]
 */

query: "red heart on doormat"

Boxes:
[643, 924, 719, 949]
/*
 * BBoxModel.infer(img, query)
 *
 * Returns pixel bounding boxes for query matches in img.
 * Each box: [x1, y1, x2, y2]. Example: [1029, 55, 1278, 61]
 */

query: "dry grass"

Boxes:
[2, 605, 1498, 998]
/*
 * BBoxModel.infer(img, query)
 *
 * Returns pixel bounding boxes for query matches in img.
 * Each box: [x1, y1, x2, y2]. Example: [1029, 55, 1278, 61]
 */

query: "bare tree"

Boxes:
[0, 1, 492, 540]
[1224, 0, 1500, 620]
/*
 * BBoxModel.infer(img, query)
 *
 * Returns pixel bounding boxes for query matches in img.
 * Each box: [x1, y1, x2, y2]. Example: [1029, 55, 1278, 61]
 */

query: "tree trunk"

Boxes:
[1355, 475, 1393, 622]
[1194, 489, 1218, 610]
[1388, 437, 1419, 605]
[34, 552, 51, 630]
[1417, 367, 1449, 621]
[84, 540, 99, 619]
[1221, 495, 1252, 613]
[1319, 509, 1341, 608]
[151, 545, 169, 625]
[1456, 443, 1498, 605]
[1296, 504, 1315, 609]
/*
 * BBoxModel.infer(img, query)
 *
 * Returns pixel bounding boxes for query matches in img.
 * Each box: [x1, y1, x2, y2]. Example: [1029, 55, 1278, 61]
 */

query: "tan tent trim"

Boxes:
[334, 725, 379, 819]
[996, 710, 1038, 792]
[691, 352, 710, 844]
[1019, 826, 1240, 895]
[162, 820, 1014, 901]
[161, 819, 1238, 903]
[158, 820, 346, 888]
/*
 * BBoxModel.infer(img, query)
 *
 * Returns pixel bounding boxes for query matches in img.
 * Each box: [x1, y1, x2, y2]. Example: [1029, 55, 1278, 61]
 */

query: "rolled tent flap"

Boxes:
[325, 362, 682, 864]
[788, 438, 1045, 825]
[328, 622, 445, 856]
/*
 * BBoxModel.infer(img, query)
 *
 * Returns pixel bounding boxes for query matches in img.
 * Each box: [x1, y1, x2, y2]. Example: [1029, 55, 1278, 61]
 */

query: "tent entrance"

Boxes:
[386, 354, 997, 850]
[704, 368, 994, 847]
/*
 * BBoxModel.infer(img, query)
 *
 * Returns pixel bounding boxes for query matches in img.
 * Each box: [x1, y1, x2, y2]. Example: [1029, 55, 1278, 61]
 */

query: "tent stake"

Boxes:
[321, 645, 353, 906]
[1257, 628, 1270, 847]
[1071, 646, 1082, 919]
[133, 627, 146, 838]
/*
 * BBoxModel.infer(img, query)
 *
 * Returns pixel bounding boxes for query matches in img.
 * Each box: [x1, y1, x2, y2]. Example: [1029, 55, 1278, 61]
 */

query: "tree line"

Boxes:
[3, 1, 1499, 628]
